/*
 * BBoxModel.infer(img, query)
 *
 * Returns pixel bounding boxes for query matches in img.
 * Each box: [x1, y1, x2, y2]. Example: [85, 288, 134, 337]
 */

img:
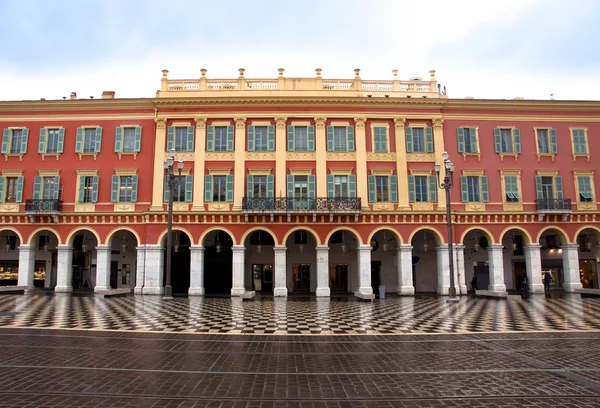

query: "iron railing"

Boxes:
[25, 199, 63, 212]
[536, 198, 572, 211]
[242, 197, 361, 212]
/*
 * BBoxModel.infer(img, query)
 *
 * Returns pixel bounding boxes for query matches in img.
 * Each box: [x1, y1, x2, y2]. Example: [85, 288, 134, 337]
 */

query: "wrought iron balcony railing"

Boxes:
[25, 199, 63, 213]
[535, 198, 572, 211]
[242, 197, 361, 212]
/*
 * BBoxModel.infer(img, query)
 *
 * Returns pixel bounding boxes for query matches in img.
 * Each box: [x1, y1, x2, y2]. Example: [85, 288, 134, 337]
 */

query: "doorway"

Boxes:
[330, 264, 348, 292]
[371, 261, 381, 296]
[252, 264, 273, 293]
[292, 264, 310, 292]
[110, 261, 118, 289]
[513, 261, 526, 290]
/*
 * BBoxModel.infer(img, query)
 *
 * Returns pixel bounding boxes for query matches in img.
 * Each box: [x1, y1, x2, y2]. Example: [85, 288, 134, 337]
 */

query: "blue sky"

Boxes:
[1, 0, 599, 101]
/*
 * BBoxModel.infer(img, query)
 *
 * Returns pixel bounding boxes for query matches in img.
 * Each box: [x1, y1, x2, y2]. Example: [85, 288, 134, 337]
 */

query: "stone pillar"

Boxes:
[315, 117, 327, 198]
[150, 118, 167, 211]
[273, 245, 288, 297]
[17, 244, 35, 290]
[454, 244, 468, 295]
[142, 244, 164, 295]
[94, 245, 112, 292]
[562, 243, 583, 292]
[524, 243, 544, 293]
[436, 244, 451, 295]
[487, 244, 507, 292]
[232, 118, 246, 211]
[231, 245, 245, 296]
[55, 245, 73, 293]
[355, 244, 373, 296]
[432, 118, 447, 210]
[316, 245, 330, 297]
[354, 117, 370, 211]
[191, 117, 207, 211]
[275, 117, 287, 197]
[394, 118, 410, 210]
[397, 244, 414, 295]
[134, 245, 146, 294]
[189, 245, 205, 295]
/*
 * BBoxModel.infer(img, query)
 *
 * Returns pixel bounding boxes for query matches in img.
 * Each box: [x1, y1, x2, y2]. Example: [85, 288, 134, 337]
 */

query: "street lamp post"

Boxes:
[163, 148, 183, 299]
[435, 151, 459, 303]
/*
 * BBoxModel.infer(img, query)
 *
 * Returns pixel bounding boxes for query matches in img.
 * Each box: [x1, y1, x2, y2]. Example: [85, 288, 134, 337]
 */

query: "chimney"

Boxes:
[102, 91, 115, 99]
[70, 92, 77, 100]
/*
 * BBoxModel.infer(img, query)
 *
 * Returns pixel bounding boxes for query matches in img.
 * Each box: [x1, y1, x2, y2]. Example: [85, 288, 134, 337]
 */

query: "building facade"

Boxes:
[0, 68, 599, 297]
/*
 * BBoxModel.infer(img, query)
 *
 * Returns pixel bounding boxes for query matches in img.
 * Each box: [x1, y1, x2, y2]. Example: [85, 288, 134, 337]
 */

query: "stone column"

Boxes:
[436, 244, 451, 295]
[316, 245, 330, 297]
[191, 117, 207, 211]
[394, 118, 410, 210]
[142, 244, 164, 295]
[189, 245, 205, 295]
[354, 117, 370, 210]
[355, 244, 373, 296]
[55, 244, 73, 293]
[134, 245, 146, 294]
[273, 245, 288, 297]
[524, 243, 544, 293]
[315, 117, 327, 198]
[397, 244, 414, 295]
[562, 243, 583, 292]
[432, 118, 447, 209]
[454, 244, 468, 295]
[487, 244, 507, 292]
[231, 245, 245, 296]
[232, 118, 246, 211]
[275, 117, 287, 197]
[17, 244, 35, 290]
[150, 118, 167, 211]
[94, 244, 112, 292]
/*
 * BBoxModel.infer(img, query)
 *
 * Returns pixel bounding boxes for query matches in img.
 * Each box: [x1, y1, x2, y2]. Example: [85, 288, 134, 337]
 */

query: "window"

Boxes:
[2, 128, 28, 155]
[168, 175, 187, 202]
[577, 176, 594, 202]
[119, 176, 134, 202]
[286, 175, 315, 206]
[122, 128, 137, 153]
[405, 126, 433, 153]
[288, 125, 315, 152]
[167, 126, 194, 152]
[457, 127, 478, 153]
[467, 176, 480, 202]
[571, 128, 588, 155]
[111, 175, 138, 203]
[537, 129, 549, 154]
[9, 129, 22, 154]
[253, 176, 268, 198]
[212, 176, 227, 202]
[214, 127, 228, 151]
[39, 176, 59, 200]
[328, 174, 356, 198]
[494, 128, 521, 154]
[248, 125, 274, 152]
[540, 176, 554, 199]
[375, 176, 388, 202]
[255, 126, 268, 151]
[412, 128, 425, 152]
[75, 127, 102, 154]
[333, 176, 348, 198]
[246, 174, 273, 198]
[414, 176, 428, 202]
[293, 127, 308, 151]
[327, 126, 355, 152]
[114, 126, 141, 154]
[294, 176, 309, 199]
[38, 128, 64, 155]
[207, 125, 233, 152]
[368, 175, 398, 203]
[504, 175, 520, 202]
[535, 175, 564, 203]
[175, 128, 188, 152]
[46, 129, 60, 153]
[373, 127, 388, 153]
[408, 175, 437, 203]
[204, 174, 233, 203]
[3, 177, 17, 202]
[460, 175, 489, 203]
[83, 129, 96, 153]
[81, 176, 94, 203]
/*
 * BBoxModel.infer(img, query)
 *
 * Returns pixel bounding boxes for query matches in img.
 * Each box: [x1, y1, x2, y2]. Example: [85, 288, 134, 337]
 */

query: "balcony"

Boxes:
[25, 199, 63, 223]
[242, 197, 361, 222]
[536, 198, 572, 221]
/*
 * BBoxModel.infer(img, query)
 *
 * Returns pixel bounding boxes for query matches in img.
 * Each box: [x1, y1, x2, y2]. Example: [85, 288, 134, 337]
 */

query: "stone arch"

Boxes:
[0, 227, 24, 244]
[573, 225, 600, 243]
[407, 227, 444, 246]
[199, 227, 237, 246]
[498, 226, 533, 245]
[459, 226, 496, 245]
[105, 227, 142, 246]
[282, 226, 322, 246]
[324, 226, 364, 245]
[26, 227, 62, 245]
[240, 226, 279, 246]
[66, 227, 101, 246]
[367, 226, 403, 245]
[535, 225, 570, 245]
[156, 227, 194, 246]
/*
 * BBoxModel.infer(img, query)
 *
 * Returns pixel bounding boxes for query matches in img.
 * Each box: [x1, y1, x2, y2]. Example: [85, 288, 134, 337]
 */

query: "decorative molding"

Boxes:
[289, 168, 313, 176]
[461, 169, 485, 176]
[367, 152, 396, 162]
[155, 119, 167, 129]
[208, 203, 230, 211]
[248, 168, 273, 175]
[432, 118, 444, 129]
[326, 152, 356, 161]
[0, 203, 19, 213]
[328, 167, 354, 175]
[164, 151, 194, 161]
[314, 117, 327, 128]
[354, 117, 366, 128]
[499, 169, 522, 176]
[38, 169, 60, 176]
[194, 117, 207, 129]
[173, 203, 189, 211]
[204, 152, 235, 160]
[234, 117, 247, 128]
[1, 170, 23, 177]
[117, 152, 138, 160]
[536, 169, 559, 176]
[503, 203, 523, 212]
[286, 152, 316, 161]
[40, 153, 61, 162]
[275, 117, 287, 128]
[411, 202, 434, 211]
[406, 152, 435, 162]
[245, 152, 276, 160]
[3, 154, 23, 162]
[409, 169, 432, 175]
[75, 203, 96, 212]
[465, 203, 486, 212]
[208, 168, 232, 175]
[77, 153, 98, 161]
[461, 152, 481, 162]
[76, 169, 99, 176]
[369, 169, 394, 176]
[393, 117, 406, 128]
[171, 121, 191, 127]
[114, 169, 137, 176]
[371, 203, 395, 211]
[577, 202, 597, 211]
[498, 153, 519, 162]
[113, 203, 135, 212]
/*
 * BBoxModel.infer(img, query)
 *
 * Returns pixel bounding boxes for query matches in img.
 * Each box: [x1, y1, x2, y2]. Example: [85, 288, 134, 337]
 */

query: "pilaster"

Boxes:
[273, 245, 287, 297]
[316, 245, 330, 297]
[189, 245, 205, 295]
[436, 244, 451, 295]
[355, 244, 373, 295]
[233, 118, 246, 211]
[397, 244, 414, 295]
[191, 117, 207, 211]
[94, 244, 112, 292]
[275, 117, 287, 197]
[315, 117, 327, 198]
[562, 243, 583, 292]
[231, 245, 245, 296]
[55, 245, 73, 293]
[394, 117, 410, 210]
[17, 244, 35, 290]
[454, 244, 468, 295]
[487, 244, 507, 292]
[432, 118, 447, 210]
[134, 245, 146, 294]
[142, 244, 164, 295]
[354, 117, 370, 210]
[150, 118, 167, 211]
[524, 243, 544, 293]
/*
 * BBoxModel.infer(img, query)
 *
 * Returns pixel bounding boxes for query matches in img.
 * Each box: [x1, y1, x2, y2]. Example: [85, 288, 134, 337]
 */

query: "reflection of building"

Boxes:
[0, 68, 599, 297]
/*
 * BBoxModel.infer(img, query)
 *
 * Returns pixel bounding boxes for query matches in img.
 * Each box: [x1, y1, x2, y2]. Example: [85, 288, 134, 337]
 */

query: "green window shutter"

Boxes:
[247, 125, 255, 151]
[287, 125, 295, 151]
[348, 174, 356, 198]
[374, 127, 387, 152]
[347, 126, 355, 152]
[494, 128, 502, 153]
[461, 176, 468, 202]
[1, 129, 8, 154]
[428, 175, 438, 203]
[226, 126, 234, 151]
[513, 128, 521, 153]
[15, 176, 23, 202]
[91, 176, 99, 203]
[505, 176, 517, 198]
[287, 175, 294, 198]
[327, 174, 334, 198]
[308, 175, 316, 198]
[550, 128, 558, 154]
[94, 127, 102, 153]
[33, 176, 42, 200]
[307, 126, 315, 151]
[20, 128, 28, 154]
[535, 176, 543, 200]
[327, 126, 334, 151]
[389, 175, 398, 203]
[266, 174, 274, 198]
[111, 175, 119, 203]
[134, 126, 142, 152]
[131, 176, 138, 202]
[206, 126, 215, 151]
[0, 177, 4, 203]
[481, 176, 489, 203]
[457, 127, 465, 153]
[470, 128, 478, 153]
[52, 176, 60, 200]
[78, 176, 86, 203]
[57, 128, 65, 153]
[225, 174, 234, 202]
[405, 127, 413, 152]
[186, 126, 194, 151]
[425, 126, 433, 152]
[166, 126, 174, 151]
[38, 128, 47, 153]
[204, 175, 213, 202]
[75, 128, 83, 153]
[368, 175, 376, 202]
[246, 174, 254, 198]
[578, 176, 588, 198]
[555, 176, 563, 199]
[267, 125, 275, 151]
[114, 126, 123, 152]
[185, 175, 193, 202]
[407, 175, 416, 203]
[163, 176, 170, 202]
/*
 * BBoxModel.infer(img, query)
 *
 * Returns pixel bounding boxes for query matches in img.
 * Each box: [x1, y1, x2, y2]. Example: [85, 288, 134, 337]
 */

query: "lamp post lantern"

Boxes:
[163, 148, 184, 299]
[435, 151, 459, 303]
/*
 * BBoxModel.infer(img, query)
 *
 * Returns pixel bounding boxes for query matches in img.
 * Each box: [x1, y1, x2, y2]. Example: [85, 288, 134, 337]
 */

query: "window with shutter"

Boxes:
[9, 129, 23, 154]
[578, 175, 594, 202]
[122, 127, 137, 152]
[293, 126, 308, 152]
[536, 129, 550, 154]
[572, 128, 588, 155]
[411, 128, 425, 152]
[214, 126, 228, 151]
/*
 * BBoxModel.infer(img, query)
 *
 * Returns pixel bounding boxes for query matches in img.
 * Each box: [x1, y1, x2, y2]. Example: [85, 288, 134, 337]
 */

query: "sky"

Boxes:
[1, 0, 599, 101]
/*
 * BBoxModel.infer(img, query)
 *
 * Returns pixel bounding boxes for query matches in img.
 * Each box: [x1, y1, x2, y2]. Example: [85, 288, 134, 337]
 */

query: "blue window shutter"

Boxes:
[204, 175, 213, 202]
[550, 128, 558, 154]
[408, 175, 416, 203]
[247, 174, 254, 198]
[38, 128, 47, 153]
[91, 176, 99, 203]
[226, 126, 234, 151]
[167, 126, 174, 151]
[535, 176, 543, 200]
[226, 174, 234, 202]
[389, 175, 398, 203]
[78, 177, 86, 203]
[461, 176, 468, 202]
[247, 125, 255, 151]
[555, 176, 563, 199]
[0, 177, 4, 202]
[287, 125, 295, 151]
[75, 128, 83, 153]
[131, 175, 138, 203]
[428, 175, 437, 202]
[114, 126, 123, 152]
[425, 127, 433, 152]
[186, 126, 194, 151]
[1, 129, 8, 154]
[57, 128, 65, 153]
[470, 128, 478, 152]
[94, 127, 102, 153]
[405, 127, 413, 152]
[20, 128, 28, 154]
[513, 128, 521, 153]
[348, 174, 356, 198]
[347, 126, 355, 152]
[14, 176, 23, 202]
[327, 126, 334, 151]
[111, 175, 119, 203]
[307, 126, 315, 151]
[287, 175, 294, 198]
[327, 174, 334, 198]
[134, 126, 142, 152]
[267, 125, 275, 151]
[185, 175, 193, 202]
[368, 175, 376, 202]
[308, 175, 316, 198]
[266, 174, 274, 198]
[494, 128, 502, 153]
[163, 176, 170, 202]
[481, 176, 489, 203]
[33, 176, 42, 200]
[457, 128, 465, 153]
[207, 126, 215, 151]
[52, 176, 60, 200]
